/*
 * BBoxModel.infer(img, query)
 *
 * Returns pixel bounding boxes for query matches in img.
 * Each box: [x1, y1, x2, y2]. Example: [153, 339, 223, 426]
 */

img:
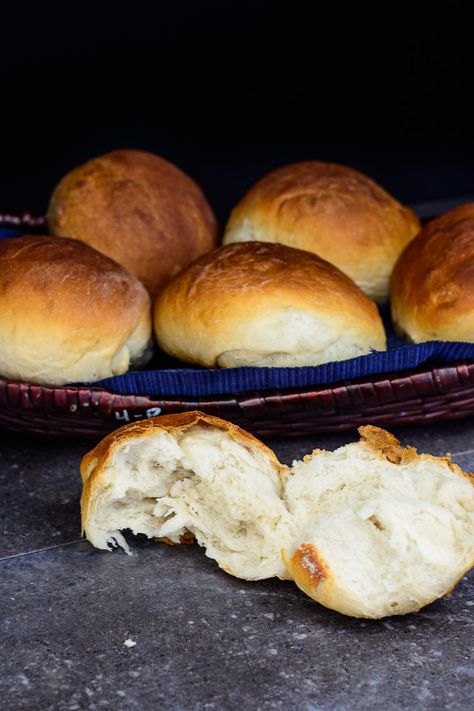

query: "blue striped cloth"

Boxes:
[97, 340, 474, 397]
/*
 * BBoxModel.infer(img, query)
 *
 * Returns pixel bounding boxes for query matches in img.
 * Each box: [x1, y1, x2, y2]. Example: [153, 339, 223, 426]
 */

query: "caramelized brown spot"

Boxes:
[358, 425, 404, 464]
[368, 515, 384, 531]
[291, 544, 327, 588]
[155, 531, 196, 546]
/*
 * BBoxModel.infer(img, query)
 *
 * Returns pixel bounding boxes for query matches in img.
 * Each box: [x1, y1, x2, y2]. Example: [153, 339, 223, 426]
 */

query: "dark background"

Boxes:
[1, 1, 473, 222]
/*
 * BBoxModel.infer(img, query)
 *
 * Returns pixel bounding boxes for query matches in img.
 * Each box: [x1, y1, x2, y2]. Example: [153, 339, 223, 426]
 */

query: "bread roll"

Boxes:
[47, 149, 219, 296]
[224, 162, 420, 303]
[391, 204, 474, 342]
[0, 235, 152, 385]
[81, 411, 290, 581]
[154, 242, 386, 368]
[283, 425, 474, 618]
[81, 412, 474, 619]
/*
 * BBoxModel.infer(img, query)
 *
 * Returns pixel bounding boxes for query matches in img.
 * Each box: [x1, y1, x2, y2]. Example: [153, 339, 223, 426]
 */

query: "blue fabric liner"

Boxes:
[94, 305, 474, 397]
[95, 339, 474, 398]
[3, 228, 474, 398]
[0, 226, 25, 239]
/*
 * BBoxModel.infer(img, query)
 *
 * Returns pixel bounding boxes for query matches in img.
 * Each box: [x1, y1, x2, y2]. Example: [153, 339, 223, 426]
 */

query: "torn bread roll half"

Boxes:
[154, 242, 386, 368]
[81, 412, 291, 580]
[81, 412, 474, 619]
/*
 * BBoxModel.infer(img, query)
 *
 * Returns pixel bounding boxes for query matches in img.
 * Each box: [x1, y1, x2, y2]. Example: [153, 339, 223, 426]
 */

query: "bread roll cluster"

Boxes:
[2, 150, 473, 387]
[154, 161, 426, 368]
[0, 149, 217, 385]
[81, 412, 474, 619]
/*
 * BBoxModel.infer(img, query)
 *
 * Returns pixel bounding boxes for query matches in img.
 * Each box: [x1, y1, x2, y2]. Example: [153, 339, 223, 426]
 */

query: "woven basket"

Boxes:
[1, 363, 474, 438]
[2, 207, 474, 438]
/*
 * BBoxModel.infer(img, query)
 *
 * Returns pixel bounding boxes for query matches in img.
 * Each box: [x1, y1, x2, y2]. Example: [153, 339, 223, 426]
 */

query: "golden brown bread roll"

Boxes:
[47, 149, 219, 296]
[81, 412, 474, 619]
[0, 235, 152, 385]
[391, 203, 474, 342]
[223, 161, 420, 303]
[154, 242, 386, 368]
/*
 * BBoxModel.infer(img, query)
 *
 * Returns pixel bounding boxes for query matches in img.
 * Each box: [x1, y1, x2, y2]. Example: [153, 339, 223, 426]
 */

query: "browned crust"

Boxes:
[289, 544, 327, 586]
[0, 234, 149, 324]
[0, 235, 150, 375]
[390, 203, 474, 342]
[156, 532, 196, 546]
[224, 161, 420, 299]
[358, 425, 474, 484]
[157, 241, 375, 302]
[80, 410, 285, 532]
[154, 241, 386, 366]
[358, 425, 409, 464]
[282, 543, 329, 599]
[47, 149, 219, 296]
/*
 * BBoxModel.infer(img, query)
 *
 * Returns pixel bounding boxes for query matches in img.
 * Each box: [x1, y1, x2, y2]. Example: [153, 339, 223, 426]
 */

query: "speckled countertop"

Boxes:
[1, 421, 474, 710]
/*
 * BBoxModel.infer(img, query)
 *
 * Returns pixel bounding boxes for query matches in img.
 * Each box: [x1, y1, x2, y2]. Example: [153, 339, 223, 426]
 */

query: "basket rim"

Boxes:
[1, 359, 474, 403]
[1, 360, 474, 439]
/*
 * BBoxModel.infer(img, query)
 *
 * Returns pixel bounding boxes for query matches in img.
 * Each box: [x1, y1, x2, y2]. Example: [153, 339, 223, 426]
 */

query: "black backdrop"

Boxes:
[1, 1, 473, 222]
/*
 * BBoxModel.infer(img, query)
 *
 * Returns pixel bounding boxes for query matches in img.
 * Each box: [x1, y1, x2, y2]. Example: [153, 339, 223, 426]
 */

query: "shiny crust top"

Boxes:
[390, 204, 474, 342]
[153, 241, 386, 367]
[0, 234, 149, 336]
[0, 234, 152, 384]
[224, 162, 420, 302]
[47, 149, 219, 296]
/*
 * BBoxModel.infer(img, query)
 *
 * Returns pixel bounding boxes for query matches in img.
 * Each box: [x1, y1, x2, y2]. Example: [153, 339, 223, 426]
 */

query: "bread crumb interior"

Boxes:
[87, 425, 293, 580]
[84, 424, 474, 616]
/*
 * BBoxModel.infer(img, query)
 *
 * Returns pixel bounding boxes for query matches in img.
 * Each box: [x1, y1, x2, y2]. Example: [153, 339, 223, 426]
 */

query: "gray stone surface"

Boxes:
[1, 420, 474, 710]
[0, 433, 87, 557]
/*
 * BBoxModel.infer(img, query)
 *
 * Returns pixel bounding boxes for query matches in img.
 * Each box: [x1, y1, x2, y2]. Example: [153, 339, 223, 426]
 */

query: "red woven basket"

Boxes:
[1, 363, 474, 439]
[2, 208, 474, 439]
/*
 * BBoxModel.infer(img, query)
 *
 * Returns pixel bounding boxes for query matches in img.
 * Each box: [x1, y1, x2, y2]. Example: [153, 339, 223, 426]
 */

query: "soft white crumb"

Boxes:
[124, 639, 137, 648]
